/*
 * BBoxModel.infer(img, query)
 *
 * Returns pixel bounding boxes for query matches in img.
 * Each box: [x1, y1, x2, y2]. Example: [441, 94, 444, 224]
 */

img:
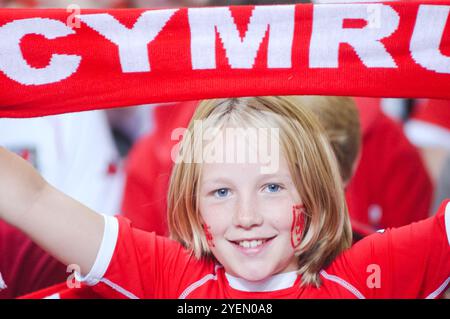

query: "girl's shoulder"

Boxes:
[324, 200, 450, 298]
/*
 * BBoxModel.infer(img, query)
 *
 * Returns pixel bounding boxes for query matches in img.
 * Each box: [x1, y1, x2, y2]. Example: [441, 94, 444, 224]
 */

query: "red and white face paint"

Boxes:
[290, 204, 305, 249]
[202, 223, 215, 248]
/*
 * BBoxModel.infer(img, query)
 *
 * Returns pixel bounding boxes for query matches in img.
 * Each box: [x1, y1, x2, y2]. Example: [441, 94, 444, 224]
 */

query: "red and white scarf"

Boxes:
[0, 1, 449, 118]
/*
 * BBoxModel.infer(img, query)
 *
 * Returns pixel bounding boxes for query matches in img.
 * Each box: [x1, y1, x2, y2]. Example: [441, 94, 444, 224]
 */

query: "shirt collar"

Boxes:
[225, 270, 298, 292]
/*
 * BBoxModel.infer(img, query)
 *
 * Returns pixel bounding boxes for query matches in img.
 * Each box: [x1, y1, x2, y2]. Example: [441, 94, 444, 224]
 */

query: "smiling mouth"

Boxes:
[229, 236, 277, 249]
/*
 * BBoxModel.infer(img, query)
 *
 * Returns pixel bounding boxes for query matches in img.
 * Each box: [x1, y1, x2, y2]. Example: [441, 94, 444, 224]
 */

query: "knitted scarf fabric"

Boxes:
[0, 1, 449, 118]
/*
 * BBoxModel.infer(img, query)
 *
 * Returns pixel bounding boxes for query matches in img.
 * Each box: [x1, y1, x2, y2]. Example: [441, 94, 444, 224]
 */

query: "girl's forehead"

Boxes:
[194, 124, 290, 178]
[199, 154, 292, 184]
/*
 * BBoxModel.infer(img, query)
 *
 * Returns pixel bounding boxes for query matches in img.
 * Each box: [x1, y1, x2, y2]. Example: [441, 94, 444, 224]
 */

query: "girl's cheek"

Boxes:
[202, 223, 215, 248]
[290, 204, 305, 249]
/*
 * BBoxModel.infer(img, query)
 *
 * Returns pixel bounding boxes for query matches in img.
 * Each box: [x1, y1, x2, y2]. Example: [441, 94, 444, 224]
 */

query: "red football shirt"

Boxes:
[26, 200, 450, 299]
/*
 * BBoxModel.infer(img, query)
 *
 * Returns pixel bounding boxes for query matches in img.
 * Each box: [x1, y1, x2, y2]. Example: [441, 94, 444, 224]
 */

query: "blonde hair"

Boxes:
[292, 96, 361, 184]
[167, 96, 352, 286]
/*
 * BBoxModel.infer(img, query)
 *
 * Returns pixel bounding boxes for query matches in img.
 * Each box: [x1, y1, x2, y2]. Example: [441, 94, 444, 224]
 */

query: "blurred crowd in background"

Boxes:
[0, 0, 449, 298]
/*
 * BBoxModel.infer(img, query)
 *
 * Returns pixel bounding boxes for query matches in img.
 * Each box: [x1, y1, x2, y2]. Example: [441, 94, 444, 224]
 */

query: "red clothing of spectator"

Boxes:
[412, 99, 450, 130]
[121, 101, 198, 235]
[0, 220, 67, 299]
[405, 99, 450, 150]
[346, 98, 433, 230]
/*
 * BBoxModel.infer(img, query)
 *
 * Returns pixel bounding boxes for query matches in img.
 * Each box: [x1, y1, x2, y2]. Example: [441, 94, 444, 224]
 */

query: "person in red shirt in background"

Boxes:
[121, 97, 433, 240]
[346, 98, 433, 234]
[404, 99, 450, 212]
[0, 222, 67, 298]
[121, 101, 199, 236]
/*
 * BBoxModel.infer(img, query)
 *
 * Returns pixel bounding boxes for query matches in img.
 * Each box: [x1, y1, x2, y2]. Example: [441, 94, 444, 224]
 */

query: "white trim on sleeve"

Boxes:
[320, 270, 366, 299]
[426, 277, 450, 299]
[101, 278, 139, 299]
[178, 265, 221, 299]
[445, 202, 450, 246]
[75, 214, 119, 286]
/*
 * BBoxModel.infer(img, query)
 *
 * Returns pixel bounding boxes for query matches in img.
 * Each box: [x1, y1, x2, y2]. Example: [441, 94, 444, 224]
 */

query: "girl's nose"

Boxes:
[232, 198, 263, 229]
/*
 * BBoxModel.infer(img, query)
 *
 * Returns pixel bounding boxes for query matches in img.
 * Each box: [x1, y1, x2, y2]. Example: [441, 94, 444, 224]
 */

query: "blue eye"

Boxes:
[214, 188, 230, 198]
[265, 184, 282, 193]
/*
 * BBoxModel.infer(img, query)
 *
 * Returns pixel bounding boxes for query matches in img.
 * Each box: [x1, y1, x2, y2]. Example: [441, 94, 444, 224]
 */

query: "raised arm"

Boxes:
[0, 147, 104, 275]
[328, 199, 450, 298]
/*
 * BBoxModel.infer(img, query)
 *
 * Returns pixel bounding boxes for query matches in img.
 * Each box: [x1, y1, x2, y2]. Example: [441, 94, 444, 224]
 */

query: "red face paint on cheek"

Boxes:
[202, 223, 215, 248]
[290, 204, 305, 249]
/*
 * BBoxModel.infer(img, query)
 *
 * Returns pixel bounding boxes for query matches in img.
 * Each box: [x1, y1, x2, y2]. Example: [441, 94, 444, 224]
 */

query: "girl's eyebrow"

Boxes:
[202, 174, 292, 187]
[257, 173, 292, 183]
[202, 177, 233, 187]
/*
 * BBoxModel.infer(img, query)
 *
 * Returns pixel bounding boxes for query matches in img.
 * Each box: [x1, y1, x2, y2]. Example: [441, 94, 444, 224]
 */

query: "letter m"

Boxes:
[188, 5, 295, 69]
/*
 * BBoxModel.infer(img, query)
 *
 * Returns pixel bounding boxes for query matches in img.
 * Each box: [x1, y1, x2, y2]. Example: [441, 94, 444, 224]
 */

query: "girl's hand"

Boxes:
[0, 146, 104, 275]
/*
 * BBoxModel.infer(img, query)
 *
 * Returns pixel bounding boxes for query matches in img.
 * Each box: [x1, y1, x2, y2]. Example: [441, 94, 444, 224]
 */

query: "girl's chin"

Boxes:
[225, 261, 299, 282]
[227, 266, 274, 282]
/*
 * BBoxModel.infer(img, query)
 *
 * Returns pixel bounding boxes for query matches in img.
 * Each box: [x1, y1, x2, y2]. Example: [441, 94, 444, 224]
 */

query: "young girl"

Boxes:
[0, 96, 449, 298]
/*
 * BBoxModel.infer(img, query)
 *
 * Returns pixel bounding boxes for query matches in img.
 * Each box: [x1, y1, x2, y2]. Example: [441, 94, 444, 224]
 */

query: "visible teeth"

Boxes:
[239, 240, 264, 248]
